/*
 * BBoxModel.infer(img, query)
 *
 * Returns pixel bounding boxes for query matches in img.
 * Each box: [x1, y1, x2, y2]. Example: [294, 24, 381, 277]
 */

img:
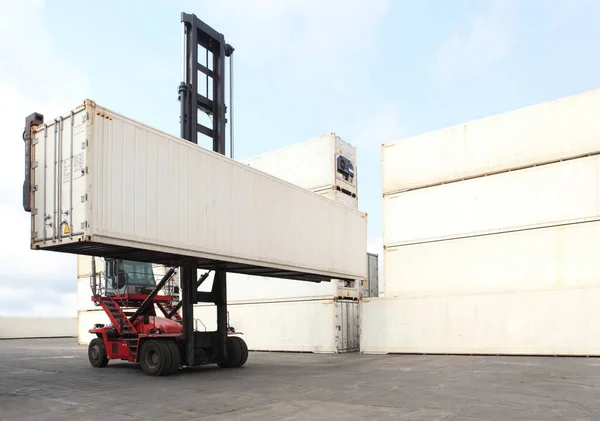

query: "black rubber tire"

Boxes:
[88, 338, 109, 368]
[140, 340, 171, 376]
[218, 337, 242, 368]
[156, 341, 173, 376]
[231, 336, 248, 367]
[165, 340, 181, 375]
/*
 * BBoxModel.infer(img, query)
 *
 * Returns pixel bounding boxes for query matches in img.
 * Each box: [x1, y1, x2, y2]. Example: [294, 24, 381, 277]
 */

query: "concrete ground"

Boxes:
[0, 339, 599, 421]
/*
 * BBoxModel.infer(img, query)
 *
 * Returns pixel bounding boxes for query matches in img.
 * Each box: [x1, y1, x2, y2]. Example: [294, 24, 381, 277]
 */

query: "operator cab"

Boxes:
[105, 259, 157, 297]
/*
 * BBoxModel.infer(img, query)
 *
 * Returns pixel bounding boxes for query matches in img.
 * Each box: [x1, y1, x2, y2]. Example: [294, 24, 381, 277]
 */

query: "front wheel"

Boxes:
[218, 337, 244, 368]
[140, 340, 172, 376]
[88, 338, 109, 368]
[231, 336, 248, 367]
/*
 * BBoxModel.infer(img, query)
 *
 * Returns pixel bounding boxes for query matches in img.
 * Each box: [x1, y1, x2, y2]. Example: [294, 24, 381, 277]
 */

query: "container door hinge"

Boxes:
[81, 194, 88, 203]
[31, 209, 38, 216]
[31, 185, 38, 192]
[81, 221, 88, 230]
[81, 140, 88, 149]
[31, 232, 38, 239]
[82, 113, 89, 123]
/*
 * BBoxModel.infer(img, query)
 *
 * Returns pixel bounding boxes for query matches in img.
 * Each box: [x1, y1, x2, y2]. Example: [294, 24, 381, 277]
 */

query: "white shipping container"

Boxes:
[384, 220, 600, 296]
[382, 88, 600, 194]
[27, 100, 367, 282]
[77, 277, 98, 312]
[194, 299, 359, 353]
[384, 155, 600, 246]
[78, 309, 110, 345]
[0, 317, 77, 339]
[243, 133, 357, 197]
[77, 255, 104, 278]
[360, 288, 600, 356]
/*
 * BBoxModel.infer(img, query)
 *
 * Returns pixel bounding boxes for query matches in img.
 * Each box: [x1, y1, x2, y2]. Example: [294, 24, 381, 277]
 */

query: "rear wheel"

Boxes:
[218, 337, 242, 368]
[231, 336, 248, 367]
[88, 338, 109, 368]
[165, 340, 181, 375]
[140, 340, 172, 376]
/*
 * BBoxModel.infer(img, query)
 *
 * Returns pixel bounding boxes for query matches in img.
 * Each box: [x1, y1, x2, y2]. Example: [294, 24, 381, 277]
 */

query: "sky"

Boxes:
[1, 0, 599, 316]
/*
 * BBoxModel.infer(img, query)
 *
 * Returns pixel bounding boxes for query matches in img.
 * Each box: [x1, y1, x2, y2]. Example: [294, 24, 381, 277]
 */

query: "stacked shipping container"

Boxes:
[362, 88, 600, 356]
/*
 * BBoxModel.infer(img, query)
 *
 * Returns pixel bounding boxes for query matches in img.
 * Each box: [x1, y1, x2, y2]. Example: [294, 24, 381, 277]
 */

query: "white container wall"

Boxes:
[384, 220, 600, 296]
[0, 318, 77, 339]
[360, 289, 600, 356]
[382, 88, 600, 194]
[77, 255, 104, 278]
[384, 155, 600, 246]
[77, 277, 98, 312]
[28, 100, 367, 282]
[194, 299, 359, 353]
[78, 310, 110, 345]
[243, 133, 357, 196]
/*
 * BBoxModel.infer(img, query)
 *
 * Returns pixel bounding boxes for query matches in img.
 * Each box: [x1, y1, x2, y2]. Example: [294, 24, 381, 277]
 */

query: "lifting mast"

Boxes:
[178, 13, 235, 367]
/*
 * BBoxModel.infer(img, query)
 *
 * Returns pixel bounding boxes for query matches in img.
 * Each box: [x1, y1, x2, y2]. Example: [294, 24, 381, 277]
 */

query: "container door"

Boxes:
[367, 253, 379, 297]
[334, 301, 346, 352]
[31, 108, 88, 245]
[334, 300, 360, 353]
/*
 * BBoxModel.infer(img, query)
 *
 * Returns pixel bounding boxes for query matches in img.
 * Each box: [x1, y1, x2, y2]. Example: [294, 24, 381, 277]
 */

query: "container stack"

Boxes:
[194, 134, 364, 353]
[361, 88, 600, 356]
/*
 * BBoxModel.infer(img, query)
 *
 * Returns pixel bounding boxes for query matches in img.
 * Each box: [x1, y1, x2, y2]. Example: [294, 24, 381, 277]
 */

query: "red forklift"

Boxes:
[87, 258, 247, 375]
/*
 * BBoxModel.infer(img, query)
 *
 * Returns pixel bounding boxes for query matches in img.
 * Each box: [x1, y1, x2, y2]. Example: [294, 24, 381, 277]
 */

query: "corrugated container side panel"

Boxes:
[194, 300, 346, 353]
[360, 289, 600, 355]
[242, 135, 335, 191]
[382, 88, 600, 193]
[384, 155, 600, 246]
[31, 102, 367, 280]
[384, 220, 600, 296]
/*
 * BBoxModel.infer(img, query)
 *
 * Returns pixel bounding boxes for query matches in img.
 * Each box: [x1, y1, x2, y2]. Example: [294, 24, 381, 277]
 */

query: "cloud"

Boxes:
[431, 0, 515, 85]
[201, 0, 390, 95]
[0, 0, 88, 317]
[0, 285, 76, 317]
